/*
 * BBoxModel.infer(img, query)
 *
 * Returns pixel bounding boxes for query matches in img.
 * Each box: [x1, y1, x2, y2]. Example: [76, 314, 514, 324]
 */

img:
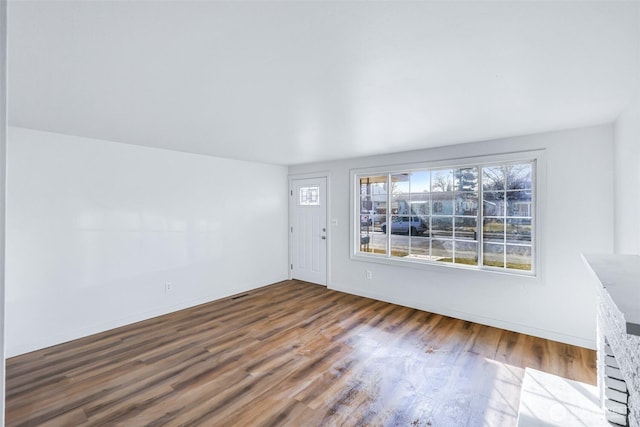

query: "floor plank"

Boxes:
[6, 280, 596, 426]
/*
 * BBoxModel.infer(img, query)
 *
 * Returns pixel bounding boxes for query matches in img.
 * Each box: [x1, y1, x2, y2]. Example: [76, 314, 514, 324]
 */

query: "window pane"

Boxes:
[392, 198, 411, 216]
[483, 166, 506, 191]
[483, 191, 505, 217]
[411, 199, 430, 216]
[371, 212, 384, 228]
[432, 169, 454, 192]
[391, 173, 410, 194]
[507, 164, 532, 190]
[455, 217, 477, 241]
[410, 216, 427, 236]
[431, 216, 453, 238]
[384, 216, 424, 235]
[360, 176, 387, 196]
[391, 234, 409, 257]
[366, 233, 387, 255]
[432, 193, 454, 215]
[359, 215, 373, 231]
[506, 245, 532, 270]
[299, 186, 319, 206]
[410, 171, 430, 193]
[455, 167, 478, 192]
[432, 239, 453, 262]
[391, 173, 411, 214]
[381, 216, 392, 235]
[359, 232, 374, 254]
[507, 190, 532, 217]
[391, 174, 410, 216]
[360, 176, 387, 222]
[483, 218, 504, 242]
[506, 218, 532, 243]
[454, 241, 478, 266]
[371, 201, 387, 226]
[410, 235, 430, 257]
[456, 192, 478, 216]
[390, 215, 405, 235]
[409, 171, 430, 216]
[483, 243, 504, 268]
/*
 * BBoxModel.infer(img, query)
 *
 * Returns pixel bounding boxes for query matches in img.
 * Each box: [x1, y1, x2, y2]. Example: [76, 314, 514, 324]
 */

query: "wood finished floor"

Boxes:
[6, 280, 596, 427]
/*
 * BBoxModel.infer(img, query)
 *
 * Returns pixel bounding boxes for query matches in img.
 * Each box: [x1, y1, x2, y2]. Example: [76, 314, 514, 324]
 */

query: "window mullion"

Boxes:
[452, 186, 456, 264]
[478, 166, 483, 268]
[387, 173, 392, 258]
[503, 185, 507, 269]
[531, 160, 536, 274]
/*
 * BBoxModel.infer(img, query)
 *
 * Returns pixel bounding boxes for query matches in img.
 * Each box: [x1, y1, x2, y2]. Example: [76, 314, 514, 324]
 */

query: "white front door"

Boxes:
[291, 177, 327, 285]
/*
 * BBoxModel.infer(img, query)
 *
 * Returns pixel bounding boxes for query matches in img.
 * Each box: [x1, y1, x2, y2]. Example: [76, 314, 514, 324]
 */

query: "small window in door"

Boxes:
[299, 186, 320, 206]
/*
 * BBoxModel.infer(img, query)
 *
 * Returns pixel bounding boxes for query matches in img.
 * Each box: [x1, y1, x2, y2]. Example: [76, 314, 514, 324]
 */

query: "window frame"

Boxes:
[298, 185, 320, 206]
[350, 150, 544, 277]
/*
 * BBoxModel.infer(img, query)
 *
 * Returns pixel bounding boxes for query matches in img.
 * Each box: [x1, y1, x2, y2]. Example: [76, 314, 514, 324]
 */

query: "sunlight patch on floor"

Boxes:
[517, 368, 607, 427]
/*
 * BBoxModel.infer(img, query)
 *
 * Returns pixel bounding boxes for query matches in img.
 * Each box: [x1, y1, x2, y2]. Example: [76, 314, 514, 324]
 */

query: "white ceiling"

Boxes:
[8, 1, 640, 166]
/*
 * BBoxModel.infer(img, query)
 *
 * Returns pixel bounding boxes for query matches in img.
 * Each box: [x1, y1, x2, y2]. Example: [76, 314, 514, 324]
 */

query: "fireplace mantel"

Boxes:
[583, 254, 640, 336]
[583, 254, 640, 427]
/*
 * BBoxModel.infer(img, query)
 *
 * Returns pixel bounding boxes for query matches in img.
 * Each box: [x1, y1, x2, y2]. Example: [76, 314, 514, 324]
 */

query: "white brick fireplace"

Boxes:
[584, 254, 640, 427]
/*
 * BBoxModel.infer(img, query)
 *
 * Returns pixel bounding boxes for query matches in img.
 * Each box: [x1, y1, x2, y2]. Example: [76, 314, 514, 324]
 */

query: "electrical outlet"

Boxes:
[366, 270, 372, 279]
[165, 282, 173, 292]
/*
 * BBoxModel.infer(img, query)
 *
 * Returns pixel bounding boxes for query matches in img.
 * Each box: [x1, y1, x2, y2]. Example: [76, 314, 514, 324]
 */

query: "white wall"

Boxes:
[613, 98, 640, 254]
[290, 125, 614, 349]
[1, 0, 7, 423]
[5, 127, 289, 357]
[613, 0, 640, 255]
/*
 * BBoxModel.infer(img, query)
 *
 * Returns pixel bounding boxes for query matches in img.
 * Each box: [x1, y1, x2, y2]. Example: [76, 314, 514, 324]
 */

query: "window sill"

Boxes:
[351, 251, 538, 279]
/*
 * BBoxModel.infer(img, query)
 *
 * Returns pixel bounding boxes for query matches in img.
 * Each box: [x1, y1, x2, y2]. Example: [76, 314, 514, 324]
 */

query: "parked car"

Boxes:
[381, 216, 427, 235]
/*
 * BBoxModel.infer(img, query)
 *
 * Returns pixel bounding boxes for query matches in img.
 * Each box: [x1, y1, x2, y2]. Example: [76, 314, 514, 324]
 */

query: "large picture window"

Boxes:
[355, 157, 536, 274]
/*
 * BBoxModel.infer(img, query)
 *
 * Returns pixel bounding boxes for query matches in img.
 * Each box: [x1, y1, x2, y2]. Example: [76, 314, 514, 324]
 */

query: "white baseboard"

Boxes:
[7, 278, 286, 358]
[330, 283, 596, 350]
